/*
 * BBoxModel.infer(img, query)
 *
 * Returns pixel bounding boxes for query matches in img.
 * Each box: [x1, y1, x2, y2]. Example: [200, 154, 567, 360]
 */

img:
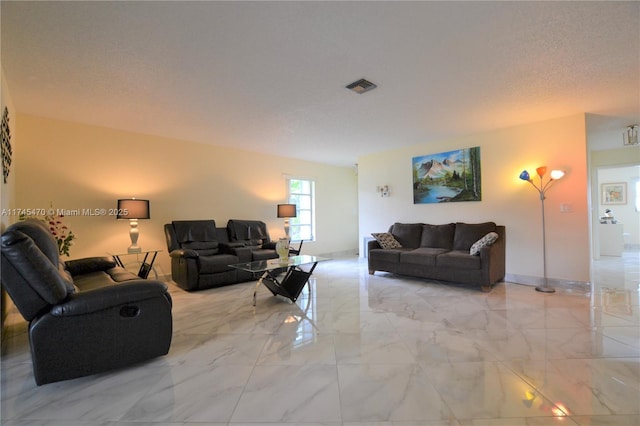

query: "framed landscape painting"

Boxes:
[601, 182, 626, 205]
[412, 146, 481, 204]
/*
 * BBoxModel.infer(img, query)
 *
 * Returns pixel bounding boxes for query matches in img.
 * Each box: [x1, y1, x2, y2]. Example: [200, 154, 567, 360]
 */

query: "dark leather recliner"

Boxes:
[1, 220, 173, 385]
[226, 219, 279, 261]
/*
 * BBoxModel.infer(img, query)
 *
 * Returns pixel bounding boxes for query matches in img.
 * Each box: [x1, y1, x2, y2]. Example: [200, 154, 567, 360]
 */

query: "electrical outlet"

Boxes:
[560, 203, 573, 212]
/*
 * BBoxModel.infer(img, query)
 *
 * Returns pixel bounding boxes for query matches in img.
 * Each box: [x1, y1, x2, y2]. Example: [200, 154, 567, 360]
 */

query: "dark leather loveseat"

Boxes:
[164, 219, 280, 291]
[1, 220, 173, 385]
[226, 219, 278, 261]
[368, 222, 505, 290]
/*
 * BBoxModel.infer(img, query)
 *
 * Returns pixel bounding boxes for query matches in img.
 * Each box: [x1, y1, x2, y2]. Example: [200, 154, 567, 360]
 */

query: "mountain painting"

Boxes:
[412, 147, 481, 204]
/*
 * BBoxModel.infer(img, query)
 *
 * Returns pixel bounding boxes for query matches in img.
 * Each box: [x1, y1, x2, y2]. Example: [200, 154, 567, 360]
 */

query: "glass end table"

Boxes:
[229, 255, 330, 306]
[108, 249, 161, 279]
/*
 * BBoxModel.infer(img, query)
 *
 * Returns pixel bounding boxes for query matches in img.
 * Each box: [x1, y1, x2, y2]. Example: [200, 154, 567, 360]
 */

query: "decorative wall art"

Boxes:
[601, 182, 626, 205]
[1, 107, 12, 184]
[412, 146, 481, 204]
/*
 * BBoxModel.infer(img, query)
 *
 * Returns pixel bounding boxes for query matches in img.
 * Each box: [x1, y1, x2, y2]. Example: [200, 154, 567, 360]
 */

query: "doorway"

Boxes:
[593, 165, 640, 258]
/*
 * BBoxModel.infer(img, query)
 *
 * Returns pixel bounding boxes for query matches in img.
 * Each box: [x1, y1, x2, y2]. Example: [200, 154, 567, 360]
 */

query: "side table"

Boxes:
[109, 250, 161, 279]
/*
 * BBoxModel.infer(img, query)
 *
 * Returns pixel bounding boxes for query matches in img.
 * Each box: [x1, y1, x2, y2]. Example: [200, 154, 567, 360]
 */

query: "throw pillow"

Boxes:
[469, 232, 499, 256]
[372, 232, 402, 249]
[453, 222, 497, 251]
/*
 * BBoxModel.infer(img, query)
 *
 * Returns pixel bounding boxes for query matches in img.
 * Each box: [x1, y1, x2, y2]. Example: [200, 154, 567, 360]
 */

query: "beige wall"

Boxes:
[1, 69, 18, 322]
[1, 70, 17, 231]
[14, 114, 359, 277]
[357, 114, 590, 285]
[6, 110, 597, 285]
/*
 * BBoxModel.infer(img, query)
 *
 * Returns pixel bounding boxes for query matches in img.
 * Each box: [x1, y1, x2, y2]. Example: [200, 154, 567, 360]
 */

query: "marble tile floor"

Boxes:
[1, 252, 639, 426]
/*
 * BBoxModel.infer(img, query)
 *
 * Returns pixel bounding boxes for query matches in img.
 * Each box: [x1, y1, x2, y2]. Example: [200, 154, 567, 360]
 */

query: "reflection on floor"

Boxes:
[2, 251, 639, 425]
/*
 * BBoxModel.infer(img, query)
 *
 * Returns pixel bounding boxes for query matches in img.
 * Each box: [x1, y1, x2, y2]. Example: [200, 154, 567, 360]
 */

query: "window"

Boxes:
[287, 178, 315, 242]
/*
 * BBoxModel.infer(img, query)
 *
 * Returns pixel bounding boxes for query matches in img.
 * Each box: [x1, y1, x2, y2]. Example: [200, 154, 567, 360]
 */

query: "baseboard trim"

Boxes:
[155, 273, 172, 283]
[505, 273, 591, 294]
[318, 249, 358, 259]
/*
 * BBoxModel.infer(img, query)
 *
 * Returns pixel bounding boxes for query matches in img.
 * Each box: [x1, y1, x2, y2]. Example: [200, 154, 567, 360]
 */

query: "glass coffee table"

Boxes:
[229, 255, 329, 306]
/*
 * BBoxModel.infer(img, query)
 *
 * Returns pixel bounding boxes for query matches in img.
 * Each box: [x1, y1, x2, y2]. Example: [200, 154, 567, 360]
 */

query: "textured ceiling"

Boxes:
[2, 1, 639, 166]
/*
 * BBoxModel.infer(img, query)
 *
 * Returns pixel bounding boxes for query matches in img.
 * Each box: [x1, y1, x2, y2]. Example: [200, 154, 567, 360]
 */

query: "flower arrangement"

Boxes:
[46, 211, 75, 257]
[20, 206, 75, 257]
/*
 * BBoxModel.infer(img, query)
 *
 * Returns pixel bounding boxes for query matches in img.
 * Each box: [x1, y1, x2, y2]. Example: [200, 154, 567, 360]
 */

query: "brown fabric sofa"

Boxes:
[368, 222, 505, 289]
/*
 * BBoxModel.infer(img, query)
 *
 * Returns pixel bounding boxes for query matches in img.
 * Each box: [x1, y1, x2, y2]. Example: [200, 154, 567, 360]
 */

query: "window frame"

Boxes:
[286, 177, 316, 243]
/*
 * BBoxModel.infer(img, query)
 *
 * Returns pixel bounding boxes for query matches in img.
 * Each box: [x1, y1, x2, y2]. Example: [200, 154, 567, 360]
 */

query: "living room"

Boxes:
[1, 1, 639, 425]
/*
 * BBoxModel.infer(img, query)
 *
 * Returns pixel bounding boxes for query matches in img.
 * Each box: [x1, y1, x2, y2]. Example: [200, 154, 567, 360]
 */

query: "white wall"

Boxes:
[597, 166, 640, 247]
[14, 114, 359, 277]
[358, 114, 590, 285]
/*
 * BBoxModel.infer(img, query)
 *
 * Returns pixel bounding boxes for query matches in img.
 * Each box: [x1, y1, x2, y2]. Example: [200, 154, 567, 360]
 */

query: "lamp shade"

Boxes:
[550, 170, 565, 180]
[117, 199, 150, 219]
[519, 170, 530, 181]
[277, 204, 296, 218]
[536, 166, 547, 177]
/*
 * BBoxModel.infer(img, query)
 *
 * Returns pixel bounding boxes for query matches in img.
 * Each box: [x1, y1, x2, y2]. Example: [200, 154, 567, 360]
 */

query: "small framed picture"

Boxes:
[601, 182, 627, 205]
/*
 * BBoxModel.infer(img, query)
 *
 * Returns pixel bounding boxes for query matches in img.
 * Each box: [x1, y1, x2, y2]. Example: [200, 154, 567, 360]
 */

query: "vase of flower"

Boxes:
[275, 237, 289, 262]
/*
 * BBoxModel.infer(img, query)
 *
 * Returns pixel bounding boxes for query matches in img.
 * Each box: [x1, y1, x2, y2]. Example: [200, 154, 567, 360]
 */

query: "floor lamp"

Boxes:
[519, 167, 565, 293]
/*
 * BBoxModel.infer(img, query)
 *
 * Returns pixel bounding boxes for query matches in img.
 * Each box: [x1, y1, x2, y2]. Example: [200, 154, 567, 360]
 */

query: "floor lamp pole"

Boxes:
[536, 190, 554, 293]
[520, 167, 565, 294]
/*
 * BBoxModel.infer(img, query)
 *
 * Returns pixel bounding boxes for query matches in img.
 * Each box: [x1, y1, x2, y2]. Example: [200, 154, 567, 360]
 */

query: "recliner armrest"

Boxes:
[50, 281, 169, 317]
[220, 245, 253, 262]
[64, 256, 117, 276]
[367, 240, 382, 251]
[262, 241, 277, 250]
[170, 249, 198, 259]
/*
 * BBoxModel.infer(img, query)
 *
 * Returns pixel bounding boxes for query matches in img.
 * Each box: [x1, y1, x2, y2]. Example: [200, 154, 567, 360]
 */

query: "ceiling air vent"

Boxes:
[346, 78, 377, 94]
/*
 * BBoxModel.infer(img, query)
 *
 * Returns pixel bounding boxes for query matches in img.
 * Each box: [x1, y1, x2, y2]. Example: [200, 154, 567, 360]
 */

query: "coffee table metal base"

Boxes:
[229, 255, 328, 306]
[253, 263, 318, 306]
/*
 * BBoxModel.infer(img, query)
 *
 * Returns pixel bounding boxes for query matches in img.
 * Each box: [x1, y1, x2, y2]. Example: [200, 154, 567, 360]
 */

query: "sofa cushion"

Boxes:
[470, 232, 499, 256]
[10, 220, 61, 266]
[173, 220, 217, 244]
[420, 223, 455, 249]
[251, 249, 279, 261]
[436, 250, 482, 269]
[181, 241, 219, 256]
[227, 220, 269, 245]
[106, 267, 141, 283]
[198, 254, 238, 274]
[369, 248, 403, 263]
[372, 232, 402, 249]
[453, 222, 497, 251]
[400, 248, 449, 266]
[72, 272, 106, 291]
[390, 223, 423, 249]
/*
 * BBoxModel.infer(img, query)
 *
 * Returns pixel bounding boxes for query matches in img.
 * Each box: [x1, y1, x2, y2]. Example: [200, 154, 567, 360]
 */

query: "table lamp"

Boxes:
[277, 203, 296, 237]
[117, 198, 150, 253]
